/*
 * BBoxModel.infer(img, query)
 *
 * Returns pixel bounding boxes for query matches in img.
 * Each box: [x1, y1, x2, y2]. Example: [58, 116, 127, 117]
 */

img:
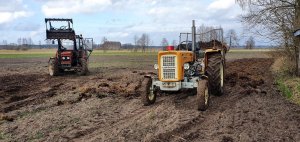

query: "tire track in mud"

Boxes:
[0, 74, 68, 113]
[69, 103, 151, 141]
[1, 58, 300, 142]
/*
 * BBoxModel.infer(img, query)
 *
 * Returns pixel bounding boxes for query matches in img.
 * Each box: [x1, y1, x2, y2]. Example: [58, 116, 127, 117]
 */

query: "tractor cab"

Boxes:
[177, 33, 200, 52]
[45, 18, 93, 76]
[177, 33, 203, 59]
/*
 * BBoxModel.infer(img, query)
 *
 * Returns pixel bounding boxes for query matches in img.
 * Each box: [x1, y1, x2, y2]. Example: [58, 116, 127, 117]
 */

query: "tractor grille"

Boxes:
[161, 55, 177, 80]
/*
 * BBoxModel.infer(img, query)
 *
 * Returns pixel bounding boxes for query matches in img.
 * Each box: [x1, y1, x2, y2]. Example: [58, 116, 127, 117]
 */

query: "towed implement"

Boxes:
[45, 18, 93, 76]
[141, 20, 228, 111]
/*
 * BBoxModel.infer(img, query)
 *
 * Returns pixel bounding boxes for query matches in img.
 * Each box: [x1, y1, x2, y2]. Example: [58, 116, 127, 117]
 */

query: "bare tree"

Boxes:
[161, 38, 169, 50]
[101, 36, 108, 44]
[133, 35, 138, 52]
[137, 33, 150, 52]
[145, 34, 150, 47]
[236, 0, 300, 75]
[2, 40, 7, 46]
[226, 29, 239, 48]
[17, 38, 21, 46]
[134, 35, 138, 46]
[172, 40, 177, 46]
[197, 24, 224, 43]
[197, 24, 214, 42]
[22, 38, 27, 45]
[101, 36, 108, 51]
[245, 36, 255, 49]
[28, 37, 33, 45]
[39, 40, 42, 48]
[46, 39, 51, 45]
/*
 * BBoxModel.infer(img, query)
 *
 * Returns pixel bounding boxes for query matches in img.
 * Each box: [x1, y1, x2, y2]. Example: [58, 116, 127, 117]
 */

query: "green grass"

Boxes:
[0, 132, 4, 140]
[296, 84, 300, 92]
[92, 50, 157, 56]
[228, 49, 273, 52]
[89, 60, 153, 68]
[0, 48, 272, 59]
[271, 56, 300, 105]
[0, 132, 11, 141]
[274, 75, 300, 105]
[29, 131, 45, 141]
[226, 49, 272, 60]
[0, 53, 53, 59]
[18, 107, 47, 119]
[0, 49, 157, 59]
[0, 48, 271, 72]
[276, 78, 293, 99]
[0, 49, 55, 59]
[283, 78, 300, 104]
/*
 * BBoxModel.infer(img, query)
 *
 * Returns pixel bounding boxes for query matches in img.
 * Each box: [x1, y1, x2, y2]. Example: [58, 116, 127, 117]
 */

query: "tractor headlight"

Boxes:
[184, 63, 190, 70]
[66, 57, 70, 60]
[154, 64, 159, 70]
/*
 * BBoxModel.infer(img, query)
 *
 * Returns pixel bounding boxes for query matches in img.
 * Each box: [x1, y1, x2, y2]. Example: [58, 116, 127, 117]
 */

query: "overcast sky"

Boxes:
[0, 0, 262, 46]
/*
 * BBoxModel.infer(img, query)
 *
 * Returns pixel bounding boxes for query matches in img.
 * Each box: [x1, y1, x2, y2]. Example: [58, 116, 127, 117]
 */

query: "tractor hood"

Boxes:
[60, 51, 72, 56]
[157, 50, 194, 81]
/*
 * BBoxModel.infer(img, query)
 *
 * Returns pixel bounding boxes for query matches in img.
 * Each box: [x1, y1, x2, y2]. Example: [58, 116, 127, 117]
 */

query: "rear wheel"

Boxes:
[77, 58, 88, 76]
[141, 77, 157, 106]
[49, 58, 59, 76]
[206, 53, 224, 96]
[197, 79, 210, 111]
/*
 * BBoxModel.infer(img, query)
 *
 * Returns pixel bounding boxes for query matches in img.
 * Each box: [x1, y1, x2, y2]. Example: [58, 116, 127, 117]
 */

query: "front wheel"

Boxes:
[206, 53, 224, 96]
[141, 77, 157, 106]
[77, 58, 88, 76]
[49, 58, 59, 76]
[196, 79, 210, 111]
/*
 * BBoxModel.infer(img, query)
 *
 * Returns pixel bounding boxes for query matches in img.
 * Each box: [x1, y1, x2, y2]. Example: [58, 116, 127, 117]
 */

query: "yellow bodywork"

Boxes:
[158, 50, 194, 82]
[157, 49, 223, 82]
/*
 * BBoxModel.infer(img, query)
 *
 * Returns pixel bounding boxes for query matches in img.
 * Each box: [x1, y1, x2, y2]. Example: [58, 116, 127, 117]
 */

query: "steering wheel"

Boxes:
[59, 26, 67, 30]
[180, 41, 192, 44]
[178, 41, 192, 50]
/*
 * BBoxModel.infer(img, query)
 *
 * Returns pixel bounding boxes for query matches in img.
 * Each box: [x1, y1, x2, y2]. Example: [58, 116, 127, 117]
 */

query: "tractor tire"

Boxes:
[206, 53, 224, 96]
[49, 58, 59, 76]
[77, 58, 88, 76]
[197, 79, 209, 111]
[141, 77, 157, 106]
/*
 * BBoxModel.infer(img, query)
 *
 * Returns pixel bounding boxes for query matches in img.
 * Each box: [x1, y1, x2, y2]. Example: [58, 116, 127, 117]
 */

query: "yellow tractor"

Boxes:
[141, 20, 227, 111]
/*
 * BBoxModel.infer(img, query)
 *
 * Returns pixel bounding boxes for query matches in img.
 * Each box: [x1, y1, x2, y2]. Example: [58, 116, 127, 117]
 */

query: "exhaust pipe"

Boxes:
[192, 20, 196, 52]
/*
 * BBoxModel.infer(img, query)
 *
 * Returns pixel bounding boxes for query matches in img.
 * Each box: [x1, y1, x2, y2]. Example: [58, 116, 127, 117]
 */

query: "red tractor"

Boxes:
[45, 18, 93, 76]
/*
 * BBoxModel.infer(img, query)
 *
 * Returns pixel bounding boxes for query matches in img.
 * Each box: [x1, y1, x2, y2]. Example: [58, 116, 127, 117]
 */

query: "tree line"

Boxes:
[236, 0, 300, 75]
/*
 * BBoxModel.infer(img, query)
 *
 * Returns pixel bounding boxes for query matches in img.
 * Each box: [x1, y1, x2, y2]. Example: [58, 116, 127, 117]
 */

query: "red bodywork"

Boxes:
[59, 51, 72, 65]
[166, 46, 175, 51]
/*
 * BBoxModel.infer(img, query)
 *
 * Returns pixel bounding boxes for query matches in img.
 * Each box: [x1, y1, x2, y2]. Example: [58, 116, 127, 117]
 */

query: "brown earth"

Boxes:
[0, 57, 299, 142]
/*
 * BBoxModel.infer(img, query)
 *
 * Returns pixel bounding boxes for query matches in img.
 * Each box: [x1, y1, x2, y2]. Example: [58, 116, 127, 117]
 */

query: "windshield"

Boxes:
[47, 20, 72, 30]
[61, 39, 74, 50]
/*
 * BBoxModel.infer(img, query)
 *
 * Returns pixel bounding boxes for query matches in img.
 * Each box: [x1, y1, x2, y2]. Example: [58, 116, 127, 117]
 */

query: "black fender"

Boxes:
[200, 75, 208, 80]
[144, 75, 152, 79]
[48, 57, 55, 63]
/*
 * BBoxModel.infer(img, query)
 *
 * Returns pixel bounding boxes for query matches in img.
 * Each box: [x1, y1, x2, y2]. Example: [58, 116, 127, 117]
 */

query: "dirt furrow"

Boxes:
[0, 58, 299, 142]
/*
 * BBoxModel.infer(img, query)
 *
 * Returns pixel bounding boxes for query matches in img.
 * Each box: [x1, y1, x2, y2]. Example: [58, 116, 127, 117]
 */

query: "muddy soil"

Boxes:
[0, 58, 299, 142]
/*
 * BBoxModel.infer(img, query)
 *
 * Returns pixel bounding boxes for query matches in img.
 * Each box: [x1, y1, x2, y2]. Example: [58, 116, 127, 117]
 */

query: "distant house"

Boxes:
[101, 41, 121, 50]
[294, 29, 300, 37]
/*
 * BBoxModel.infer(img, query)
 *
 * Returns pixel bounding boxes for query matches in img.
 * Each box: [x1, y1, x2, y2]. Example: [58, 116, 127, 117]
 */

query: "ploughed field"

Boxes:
[0, 50, 299, 142]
